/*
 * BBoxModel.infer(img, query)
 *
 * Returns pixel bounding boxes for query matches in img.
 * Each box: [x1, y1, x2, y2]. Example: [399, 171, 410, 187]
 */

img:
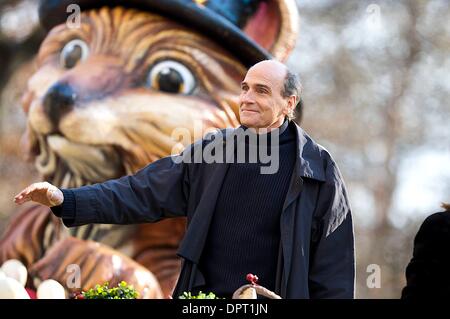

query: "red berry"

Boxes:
[72, 291, 85, 299]
[246, 273, 258, 284]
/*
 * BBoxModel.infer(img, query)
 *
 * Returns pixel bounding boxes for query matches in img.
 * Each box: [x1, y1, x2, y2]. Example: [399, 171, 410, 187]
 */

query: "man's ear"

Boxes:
[282, 95, 296, 118]
[287, 95, 297, 111]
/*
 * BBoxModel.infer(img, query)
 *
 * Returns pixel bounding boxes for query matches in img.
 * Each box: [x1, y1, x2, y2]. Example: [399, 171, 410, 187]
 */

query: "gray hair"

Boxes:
[281, 70, 303, 121]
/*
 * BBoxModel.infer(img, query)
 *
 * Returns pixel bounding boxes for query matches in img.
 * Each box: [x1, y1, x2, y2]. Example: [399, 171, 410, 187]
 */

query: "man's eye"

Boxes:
[147, 60, 196, 94]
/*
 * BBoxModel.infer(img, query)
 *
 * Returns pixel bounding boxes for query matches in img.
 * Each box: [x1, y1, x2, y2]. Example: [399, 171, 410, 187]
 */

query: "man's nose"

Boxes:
[240, 90, 255, 104]
[43, 82, 76, 127]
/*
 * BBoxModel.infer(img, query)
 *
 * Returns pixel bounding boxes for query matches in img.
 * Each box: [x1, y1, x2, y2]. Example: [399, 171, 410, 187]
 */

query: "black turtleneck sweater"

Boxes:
[196, 120, 297, 298]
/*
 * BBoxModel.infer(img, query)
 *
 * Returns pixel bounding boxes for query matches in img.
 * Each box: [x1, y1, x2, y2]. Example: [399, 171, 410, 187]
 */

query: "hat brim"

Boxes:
[39, 0, 271, 67]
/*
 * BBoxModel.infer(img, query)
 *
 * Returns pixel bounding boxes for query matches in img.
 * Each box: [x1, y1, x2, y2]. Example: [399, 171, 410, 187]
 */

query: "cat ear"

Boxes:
[243, 0, 299, 62]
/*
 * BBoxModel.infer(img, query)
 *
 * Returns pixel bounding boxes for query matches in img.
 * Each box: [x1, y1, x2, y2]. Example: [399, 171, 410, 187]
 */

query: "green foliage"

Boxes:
[178, 291, 223, 299]
[81, 281, 139, 299]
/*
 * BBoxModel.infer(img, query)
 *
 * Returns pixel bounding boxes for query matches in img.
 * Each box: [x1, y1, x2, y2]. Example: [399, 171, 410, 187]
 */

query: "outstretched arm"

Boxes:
[14, 154, 190, 227]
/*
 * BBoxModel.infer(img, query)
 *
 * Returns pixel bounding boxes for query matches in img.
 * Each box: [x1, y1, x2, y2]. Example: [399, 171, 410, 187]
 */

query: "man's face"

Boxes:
[239, 61, 290, 130]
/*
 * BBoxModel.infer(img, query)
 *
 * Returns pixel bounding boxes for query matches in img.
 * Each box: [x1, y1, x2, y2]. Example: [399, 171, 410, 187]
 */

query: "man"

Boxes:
[14, 60, 355, 299]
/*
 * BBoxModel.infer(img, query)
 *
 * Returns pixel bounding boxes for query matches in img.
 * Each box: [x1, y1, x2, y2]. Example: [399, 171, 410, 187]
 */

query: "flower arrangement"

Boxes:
[74, 281, 138, 299]
[178, 291, 221, 299]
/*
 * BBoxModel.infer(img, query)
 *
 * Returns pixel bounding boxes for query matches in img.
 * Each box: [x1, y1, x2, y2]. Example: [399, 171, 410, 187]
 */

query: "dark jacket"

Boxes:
[60, 122, 355, 298]
[401, 209, 450, 299]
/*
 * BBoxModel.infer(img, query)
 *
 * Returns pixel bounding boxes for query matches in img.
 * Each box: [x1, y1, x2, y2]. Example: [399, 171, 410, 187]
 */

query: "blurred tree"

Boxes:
[0, 0, 44, 94]
[289, 0, 450, 298]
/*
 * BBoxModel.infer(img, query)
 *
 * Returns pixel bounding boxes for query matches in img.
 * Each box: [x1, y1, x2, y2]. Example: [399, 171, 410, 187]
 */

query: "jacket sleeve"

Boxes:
[59, 152, 191, 227]
[308, 160, 355, 299]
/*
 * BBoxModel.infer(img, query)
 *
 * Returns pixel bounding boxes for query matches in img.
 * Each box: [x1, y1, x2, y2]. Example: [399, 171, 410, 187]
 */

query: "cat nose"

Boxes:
[43, 82, 76, 126]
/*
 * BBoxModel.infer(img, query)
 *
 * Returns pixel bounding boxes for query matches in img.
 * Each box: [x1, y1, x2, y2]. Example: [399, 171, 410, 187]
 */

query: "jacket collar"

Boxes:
[293, 122, 326, 182]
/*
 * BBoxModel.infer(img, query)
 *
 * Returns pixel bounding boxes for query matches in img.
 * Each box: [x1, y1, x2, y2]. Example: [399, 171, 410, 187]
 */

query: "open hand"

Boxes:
[14, 182, 64, 207]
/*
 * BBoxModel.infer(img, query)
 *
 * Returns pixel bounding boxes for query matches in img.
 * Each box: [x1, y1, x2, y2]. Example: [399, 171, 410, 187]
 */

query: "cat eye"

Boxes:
[147, 60, 196, 94]
[60, 39, 89, 69]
